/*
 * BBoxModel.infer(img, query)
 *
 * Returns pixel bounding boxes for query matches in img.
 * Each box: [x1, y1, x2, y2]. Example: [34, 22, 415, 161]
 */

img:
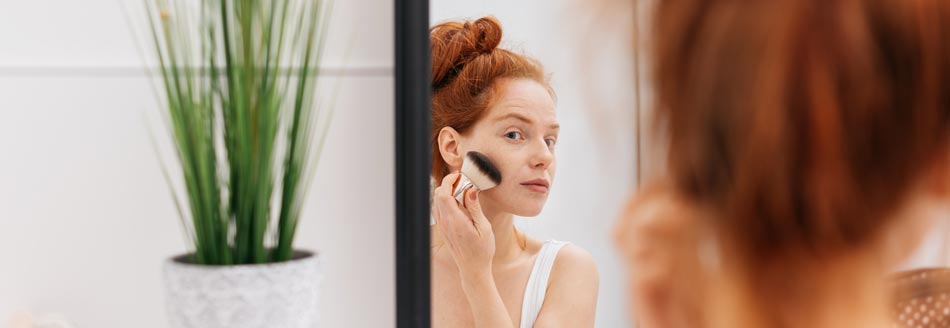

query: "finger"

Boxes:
[432, 197, 443, 227]
[435, 209, 451, 239]
[436, 173, 462, 203]
[435, 189, 464, 220]
[433, 182, 450, 199]
[463, 189, 482, 221]
[437, 190, 478, 236]
[434, 197, 458, 240]
[464, 189, 492, 233]
[441, 172, 460, 190]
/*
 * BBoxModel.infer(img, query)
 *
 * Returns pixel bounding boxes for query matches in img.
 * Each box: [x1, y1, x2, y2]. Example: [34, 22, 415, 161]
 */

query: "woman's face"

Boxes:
[455, 78, 559, 217]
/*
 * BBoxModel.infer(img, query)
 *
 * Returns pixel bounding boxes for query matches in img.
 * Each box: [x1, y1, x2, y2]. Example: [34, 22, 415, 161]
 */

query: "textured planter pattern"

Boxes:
[163, 252, 321, 328]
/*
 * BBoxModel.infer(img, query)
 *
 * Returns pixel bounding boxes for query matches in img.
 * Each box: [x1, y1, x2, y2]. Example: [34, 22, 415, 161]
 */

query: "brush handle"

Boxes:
[453, 174, 476, 204]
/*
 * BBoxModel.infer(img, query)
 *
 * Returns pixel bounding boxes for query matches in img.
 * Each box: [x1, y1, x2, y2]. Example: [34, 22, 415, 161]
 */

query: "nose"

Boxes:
[530, 138, 554, 169]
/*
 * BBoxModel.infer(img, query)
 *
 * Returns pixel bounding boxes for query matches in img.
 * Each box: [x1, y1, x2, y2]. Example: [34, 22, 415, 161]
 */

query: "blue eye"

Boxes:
[545, 138, 557, 147]
[505, 131, 523, 140]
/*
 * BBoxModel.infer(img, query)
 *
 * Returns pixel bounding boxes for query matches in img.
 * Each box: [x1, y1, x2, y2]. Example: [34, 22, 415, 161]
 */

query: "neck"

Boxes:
[480, 203, 524, 268]
[711, 248, 891, 328]
[431, 202, 525, 270]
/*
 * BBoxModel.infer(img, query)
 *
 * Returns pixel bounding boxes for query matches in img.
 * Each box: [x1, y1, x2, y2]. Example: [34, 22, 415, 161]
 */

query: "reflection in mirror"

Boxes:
[427, 2, 639, 327]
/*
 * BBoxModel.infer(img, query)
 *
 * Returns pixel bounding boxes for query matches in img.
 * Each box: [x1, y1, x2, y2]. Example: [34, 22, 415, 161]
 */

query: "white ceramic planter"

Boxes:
[163, 250, 321, 328]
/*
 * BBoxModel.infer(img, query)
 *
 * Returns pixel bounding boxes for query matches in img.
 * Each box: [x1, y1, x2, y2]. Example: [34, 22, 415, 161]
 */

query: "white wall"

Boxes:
[431, 1, 639, 327]
[0, 0, 394, 327]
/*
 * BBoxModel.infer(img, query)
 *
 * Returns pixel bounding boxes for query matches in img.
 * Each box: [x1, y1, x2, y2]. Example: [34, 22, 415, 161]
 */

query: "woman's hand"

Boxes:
[432, 172, 496, 278]
[433, 172, 515, 328]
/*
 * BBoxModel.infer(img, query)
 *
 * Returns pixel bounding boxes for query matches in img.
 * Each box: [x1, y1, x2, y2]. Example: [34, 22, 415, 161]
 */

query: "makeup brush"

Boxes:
[453, 151, 502, 204]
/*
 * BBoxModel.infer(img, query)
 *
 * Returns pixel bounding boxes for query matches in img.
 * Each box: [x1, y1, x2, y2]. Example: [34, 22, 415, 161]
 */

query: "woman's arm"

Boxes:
[460, 270, 517, 328]
[432, 172, 516, 328]
[532, 245, 599, 328]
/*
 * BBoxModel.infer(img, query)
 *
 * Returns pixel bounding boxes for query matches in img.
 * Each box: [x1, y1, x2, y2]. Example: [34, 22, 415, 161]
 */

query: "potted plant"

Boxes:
[142, 0, 332, 327]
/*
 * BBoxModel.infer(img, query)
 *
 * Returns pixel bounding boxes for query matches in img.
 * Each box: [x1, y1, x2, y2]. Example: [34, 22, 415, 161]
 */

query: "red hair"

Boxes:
[651, 0, 950, 325]
[429, 16, 552, 181]
[654, 0, 950, 262]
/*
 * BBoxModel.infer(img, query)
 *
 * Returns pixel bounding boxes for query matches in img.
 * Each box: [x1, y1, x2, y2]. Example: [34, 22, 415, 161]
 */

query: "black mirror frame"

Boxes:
[395, 0, 431, 327]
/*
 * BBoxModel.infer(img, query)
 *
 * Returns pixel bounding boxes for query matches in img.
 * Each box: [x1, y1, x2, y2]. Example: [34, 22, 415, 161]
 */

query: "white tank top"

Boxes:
[519, 240, 570, 328]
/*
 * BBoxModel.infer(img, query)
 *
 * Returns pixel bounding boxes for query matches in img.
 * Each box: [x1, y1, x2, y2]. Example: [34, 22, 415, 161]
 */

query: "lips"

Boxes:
[520, 179, 550, 193]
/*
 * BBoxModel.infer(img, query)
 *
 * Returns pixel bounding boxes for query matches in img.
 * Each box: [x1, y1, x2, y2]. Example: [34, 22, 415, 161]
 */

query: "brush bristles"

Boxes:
[461, 151, 502, 190]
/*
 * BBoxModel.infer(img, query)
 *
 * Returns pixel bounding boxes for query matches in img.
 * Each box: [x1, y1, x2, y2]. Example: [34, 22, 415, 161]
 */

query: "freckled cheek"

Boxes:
[477, 148, 518, 186]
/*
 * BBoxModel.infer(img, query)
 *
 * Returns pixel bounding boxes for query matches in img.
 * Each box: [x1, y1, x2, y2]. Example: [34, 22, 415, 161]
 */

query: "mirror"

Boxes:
[394, 0, 643, 326]
[395, 1, 950, 328]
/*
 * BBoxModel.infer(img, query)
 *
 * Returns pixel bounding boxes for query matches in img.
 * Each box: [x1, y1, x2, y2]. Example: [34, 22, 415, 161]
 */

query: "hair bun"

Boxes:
[430, 16, 504, 89]
[466, 17, 502, 55]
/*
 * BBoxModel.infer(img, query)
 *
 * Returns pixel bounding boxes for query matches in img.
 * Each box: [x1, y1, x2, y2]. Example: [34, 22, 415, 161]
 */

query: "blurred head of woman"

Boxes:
[617, 0, 950, 327]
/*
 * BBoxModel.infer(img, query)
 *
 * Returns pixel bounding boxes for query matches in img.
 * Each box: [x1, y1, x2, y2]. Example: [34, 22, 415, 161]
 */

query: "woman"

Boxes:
[614, 0, 950, 327]
[429, 17, 599, 328]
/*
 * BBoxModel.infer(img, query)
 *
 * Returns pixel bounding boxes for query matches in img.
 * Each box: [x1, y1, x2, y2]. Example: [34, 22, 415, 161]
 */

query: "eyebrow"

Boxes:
[493, 113, 560, 131]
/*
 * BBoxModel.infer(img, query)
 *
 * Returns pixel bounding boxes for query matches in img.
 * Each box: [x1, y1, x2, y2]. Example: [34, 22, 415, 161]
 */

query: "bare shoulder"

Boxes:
[535, 243, 599, 327]
[551, 243, 599, 286]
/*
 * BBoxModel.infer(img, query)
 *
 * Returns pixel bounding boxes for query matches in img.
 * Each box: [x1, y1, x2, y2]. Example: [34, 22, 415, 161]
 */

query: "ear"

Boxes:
[438, 126, 464, 171]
